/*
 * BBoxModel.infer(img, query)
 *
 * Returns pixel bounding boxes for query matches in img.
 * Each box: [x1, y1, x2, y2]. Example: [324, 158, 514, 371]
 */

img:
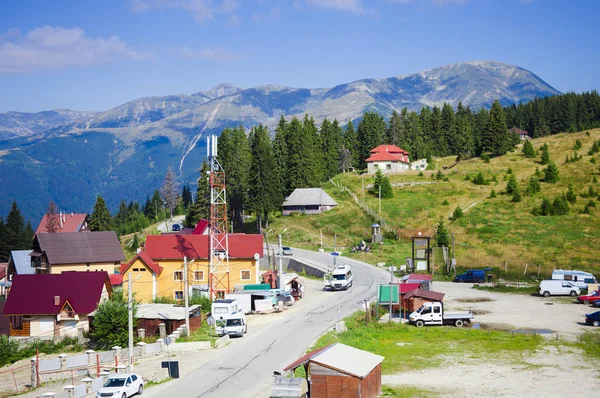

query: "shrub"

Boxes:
[481, 153, 491, 163]
[489, 189, 497, 198]
[511, 189, 522, 203]
[533, 196, 569, 216]
[0, 335, 20, 367]
[505, 173, 518, 194]
[443, 177, 449, 182]
[588, 140, 600, 156]
[442, 199, 450, 205]
[507, 168, 513, 174]
[418, 171, 424, 176]
[581, 185, 599, 198]
[573, 139, 582, 150]
[566, 185, 577, 204]
[585, 131, 590, 136]
[540, 143, 550, 165]
[464, 174, 471, 181]
[591, 157, 596, 164]
[526, 177, 541, 196]
[452, 206, 463, 220]
[436, 170, 444, 180]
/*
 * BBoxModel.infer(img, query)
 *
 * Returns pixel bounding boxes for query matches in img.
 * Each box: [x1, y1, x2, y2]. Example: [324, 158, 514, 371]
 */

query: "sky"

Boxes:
[0, 0, 599, 113]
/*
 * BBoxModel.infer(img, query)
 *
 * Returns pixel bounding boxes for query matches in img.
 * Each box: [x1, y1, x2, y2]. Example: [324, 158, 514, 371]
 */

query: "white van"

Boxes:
[211, 299, 243, 320]
[551, 269, 597, 289]
[539, 280, 581, 297]
[215, 314, 247, 337]
[324, 265, 353, 290]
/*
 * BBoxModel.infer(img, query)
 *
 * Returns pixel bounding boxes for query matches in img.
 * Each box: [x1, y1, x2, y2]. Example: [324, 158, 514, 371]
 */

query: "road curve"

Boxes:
[149, 248, 391, 398]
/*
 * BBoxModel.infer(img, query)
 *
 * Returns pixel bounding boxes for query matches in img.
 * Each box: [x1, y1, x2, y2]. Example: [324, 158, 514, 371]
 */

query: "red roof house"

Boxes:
[145, 234, 263, 260]
[366, 145, 410, 174]
[35, 212, 89, 235]
[3, 272, 112, 338]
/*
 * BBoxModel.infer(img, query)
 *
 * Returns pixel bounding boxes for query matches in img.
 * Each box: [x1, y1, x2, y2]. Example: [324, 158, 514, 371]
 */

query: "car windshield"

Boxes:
[226, 319, 242, 326]
[104, 378, 126, 387]
[283, 247, 290, 250]
[332, 274, 346, 280]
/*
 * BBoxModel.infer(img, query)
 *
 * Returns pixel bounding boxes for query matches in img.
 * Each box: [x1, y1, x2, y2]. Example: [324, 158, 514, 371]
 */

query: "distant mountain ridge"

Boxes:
[0, 61, 560, 222]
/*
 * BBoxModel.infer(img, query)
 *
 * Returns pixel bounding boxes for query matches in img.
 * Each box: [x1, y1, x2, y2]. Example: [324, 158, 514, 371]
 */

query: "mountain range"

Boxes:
[0, 61, 560, 222]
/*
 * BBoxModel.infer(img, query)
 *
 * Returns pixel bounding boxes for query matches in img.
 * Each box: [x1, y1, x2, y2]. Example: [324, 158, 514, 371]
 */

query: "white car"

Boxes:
[97, 373, 143, 398]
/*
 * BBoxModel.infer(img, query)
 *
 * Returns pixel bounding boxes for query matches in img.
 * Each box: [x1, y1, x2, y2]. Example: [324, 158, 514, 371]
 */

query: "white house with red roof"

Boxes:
[366, 145, 411, 174]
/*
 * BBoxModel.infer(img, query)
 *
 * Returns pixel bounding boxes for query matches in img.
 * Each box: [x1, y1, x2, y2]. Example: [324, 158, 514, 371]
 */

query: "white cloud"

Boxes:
[305, 0, 363, 13]
[131, 0, 241, 22]
[172, 46, 240, 62]
[0, 26, 150, 73]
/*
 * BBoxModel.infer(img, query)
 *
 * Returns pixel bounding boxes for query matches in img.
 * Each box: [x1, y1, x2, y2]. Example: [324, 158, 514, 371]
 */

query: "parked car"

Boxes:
[216, 315, 247, 337]
[97, 373, 143, 398]
[584, 311, 600, 327]
[171, 224, 182, 231]
[408, 301, 474, 327]
[577, 290, 600, 305]
[539, 280, 581, 297]
[592, 301, 600, 308]
[269, 289, 294, 306]
[453, 268, 492, 283]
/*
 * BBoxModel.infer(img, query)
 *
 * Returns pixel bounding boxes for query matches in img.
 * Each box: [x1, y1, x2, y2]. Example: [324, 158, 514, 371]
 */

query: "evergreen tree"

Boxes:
[430, 106, 447, 156]
[543, 161, 559, 183]
[247, 125, 282, 231]
[482, 100, 510, 156]
[511, 187, 522, 203]
[182, 185, 192, 209]
[454, 103, 475, 159]
[406, 111, 426, 159]
[540, 143, 550, 165]
[357, 112, 386, 169]
[343, 120, 359, 170]
[91, 289, 136, 350]
[218, 126, 251, 227]
[473, 107, 489, 155]
[161, 166, 179, 219]
[566, 185, 577, 204]
[149, 190, 163, 222]
[506, 173, 518, 194]
[386, 110, 404, 146]
[45, 201, 59, 233]
[273, 116, 289, 195]
[285, 117, 307, 192]
[441, 103, 457, 155]
[89, 195, 114, 231]
[452, 206, 463, 220]
[370, 170, 393, 198]
[435, 218, 450, 248]
[303, 115, 324, 185]
[23, 221, 33, 245]
[185, 160, 210, 228]
[114, 200, 129, 232]
[526, 176, 541, 196]
[320, 118, 343, 180]
[522, 139, 536, 158]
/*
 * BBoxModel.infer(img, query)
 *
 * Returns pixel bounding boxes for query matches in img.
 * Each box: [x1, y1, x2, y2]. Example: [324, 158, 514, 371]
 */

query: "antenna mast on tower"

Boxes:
[207, 135, 230, 299]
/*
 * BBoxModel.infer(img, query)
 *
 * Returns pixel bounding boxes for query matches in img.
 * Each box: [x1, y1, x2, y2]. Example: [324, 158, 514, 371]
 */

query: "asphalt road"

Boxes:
[149, 248, 391, 398]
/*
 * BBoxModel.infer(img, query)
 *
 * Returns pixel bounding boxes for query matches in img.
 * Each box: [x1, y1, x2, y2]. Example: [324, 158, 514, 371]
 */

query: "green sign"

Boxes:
[378, 285, 399, 304]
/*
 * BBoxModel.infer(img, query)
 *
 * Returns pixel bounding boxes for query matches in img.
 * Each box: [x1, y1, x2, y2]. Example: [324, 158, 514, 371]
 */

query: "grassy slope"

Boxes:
[266, 129, 600, 276]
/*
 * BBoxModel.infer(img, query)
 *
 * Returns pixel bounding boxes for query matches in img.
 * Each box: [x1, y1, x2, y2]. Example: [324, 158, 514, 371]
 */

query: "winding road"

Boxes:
[148, 248, 391, 398]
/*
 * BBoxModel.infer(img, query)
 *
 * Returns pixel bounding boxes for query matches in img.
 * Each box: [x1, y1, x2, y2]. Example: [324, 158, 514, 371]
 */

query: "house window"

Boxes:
[386, 164, 392, 170]
[240, 270, 251, 281]
[174, 291, 184, 300]
[133, 268, 140, 272]
[139, 268, 146, 271]
[194, 271, 204, 281]
[173, 271, 183, 281]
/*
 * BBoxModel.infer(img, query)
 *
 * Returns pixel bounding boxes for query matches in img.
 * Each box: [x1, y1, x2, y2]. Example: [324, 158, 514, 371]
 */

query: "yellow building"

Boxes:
[121, 234, 263, 302]
[31, 231, 125, 274]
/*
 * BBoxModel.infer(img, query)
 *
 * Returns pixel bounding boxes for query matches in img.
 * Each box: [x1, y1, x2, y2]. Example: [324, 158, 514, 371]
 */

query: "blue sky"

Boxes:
[1, 0, 599, 112]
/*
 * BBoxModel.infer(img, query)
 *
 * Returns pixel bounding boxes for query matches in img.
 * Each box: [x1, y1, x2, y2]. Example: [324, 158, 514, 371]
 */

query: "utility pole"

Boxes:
[362, 174, 364, 197]
[184, 256, 190, 337]
[128, 273, 133, 373]
[389, 266, 394, 321]
[320, 230, 323, 249]
[278, 234, 283, 289]
[264, 232, 271, 271]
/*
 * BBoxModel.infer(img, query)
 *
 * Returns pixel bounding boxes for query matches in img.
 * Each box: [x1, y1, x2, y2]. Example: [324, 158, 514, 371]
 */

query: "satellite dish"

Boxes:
[253, 253, 260, 260]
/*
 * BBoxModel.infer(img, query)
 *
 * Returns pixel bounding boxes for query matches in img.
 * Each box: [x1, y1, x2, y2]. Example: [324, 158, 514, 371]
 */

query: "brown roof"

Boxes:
[404, 288, 445, 301]
[35, 213, 88, 234]
[283, 345, 333, 372]
[35, 231, 125, 265]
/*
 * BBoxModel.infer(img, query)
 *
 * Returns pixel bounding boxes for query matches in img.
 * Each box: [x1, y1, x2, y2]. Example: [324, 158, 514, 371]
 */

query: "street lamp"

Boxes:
[184, 258, 195, 337]
[128, 273, 142, 373]
[162, 201, 168, 231]
[278, 228, 288, 289]
[263, 229, 273, 271]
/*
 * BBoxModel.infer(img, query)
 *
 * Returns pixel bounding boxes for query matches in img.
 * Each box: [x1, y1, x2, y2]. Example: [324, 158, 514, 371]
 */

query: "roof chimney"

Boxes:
[71, 212, 74, 217]
[59, 212, 63, 229]
[54, 296, 60, 306]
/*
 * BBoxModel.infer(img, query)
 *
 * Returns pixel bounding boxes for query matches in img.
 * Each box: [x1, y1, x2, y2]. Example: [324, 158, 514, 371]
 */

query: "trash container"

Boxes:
[161, 361, 180, 378]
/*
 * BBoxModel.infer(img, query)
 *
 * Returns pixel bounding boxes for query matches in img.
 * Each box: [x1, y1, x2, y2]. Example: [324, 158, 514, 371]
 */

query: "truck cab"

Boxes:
[324, 265, 353, 291]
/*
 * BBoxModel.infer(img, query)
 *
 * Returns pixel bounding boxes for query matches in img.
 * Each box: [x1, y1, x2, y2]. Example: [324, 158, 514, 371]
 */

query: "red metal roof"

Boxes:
[395, 282, 421, 294]
[145, 234, 263, 260]
[35, 213, 88, 234]
[365, 151, 409, 163]
[404, 288, 445, 302]
[120, 251, 163, 276]
[369, 145, 408, 154]
[109, 274, 123, 286]
[193, 219, 209, 235]
[3, 272, 111, 315]
[283, 344, 333, 372]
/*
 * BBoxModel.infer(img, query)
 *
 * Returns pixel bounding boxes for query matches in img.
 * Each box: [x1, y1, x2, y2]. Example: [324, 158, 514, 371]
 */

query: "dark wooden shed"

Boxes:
[284, 343, 384, 398]
[404, 289, 445, 312]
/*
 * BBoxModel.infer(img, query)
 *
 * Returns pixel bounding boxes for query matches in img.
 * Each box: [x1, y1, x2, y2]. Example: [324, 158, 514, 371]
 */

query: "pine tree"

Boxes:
[114, 200, 129, 233]
[45, 201, 59, 233]
[357, 112, 386, 169]
[247, 125, 282, 231]
[522, 139, 536, 158]
[540, 143, 550, 165]
[89, 195, 114, 231]
[543, 161, 559, 183]
[149, 190, 163, 222]
[526, 176, 541, 196]
[285, 117, 307, 192]
[386, 110, 404, 146]
[506, 173, 518, 194]
[182, 185, 192, 209]
[454, 103, 475, 160]
[566, 185, 577, 204]
[431, 106, 447, 156]
[511, 187, 522, 203]
[185, 160, 210, 228]
[161, 166, 179, 219]
[435, 218, 450, 248]
[452, 206, 463, 220]
[406, 111, 425, 159]
[320, 118, 343, 180]
[482, 100, 510, 156]
[441, 103, 457, 155]
[370, 170, 393, 198]
[303, 115, 324, 185]
[273, 116, 289, 195]
[343, 120, 359, 170]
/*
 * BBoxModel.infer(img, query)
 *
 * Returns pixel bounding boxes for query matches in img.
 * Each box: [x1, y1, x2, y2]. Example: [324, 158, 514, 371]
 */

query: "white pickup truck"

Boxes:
[408, 301, 474, 327]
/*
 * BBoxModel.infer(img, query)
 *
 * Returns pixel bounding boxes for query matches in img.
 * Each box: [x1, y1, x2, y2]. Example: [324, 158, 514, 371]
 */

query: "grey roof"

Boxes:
[35, 231, 125, 264]
[10, 250, 35, 275]
[311, 343, 384, 378]
[135, 304, 201, 320]
[282, 188, 338, 207]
